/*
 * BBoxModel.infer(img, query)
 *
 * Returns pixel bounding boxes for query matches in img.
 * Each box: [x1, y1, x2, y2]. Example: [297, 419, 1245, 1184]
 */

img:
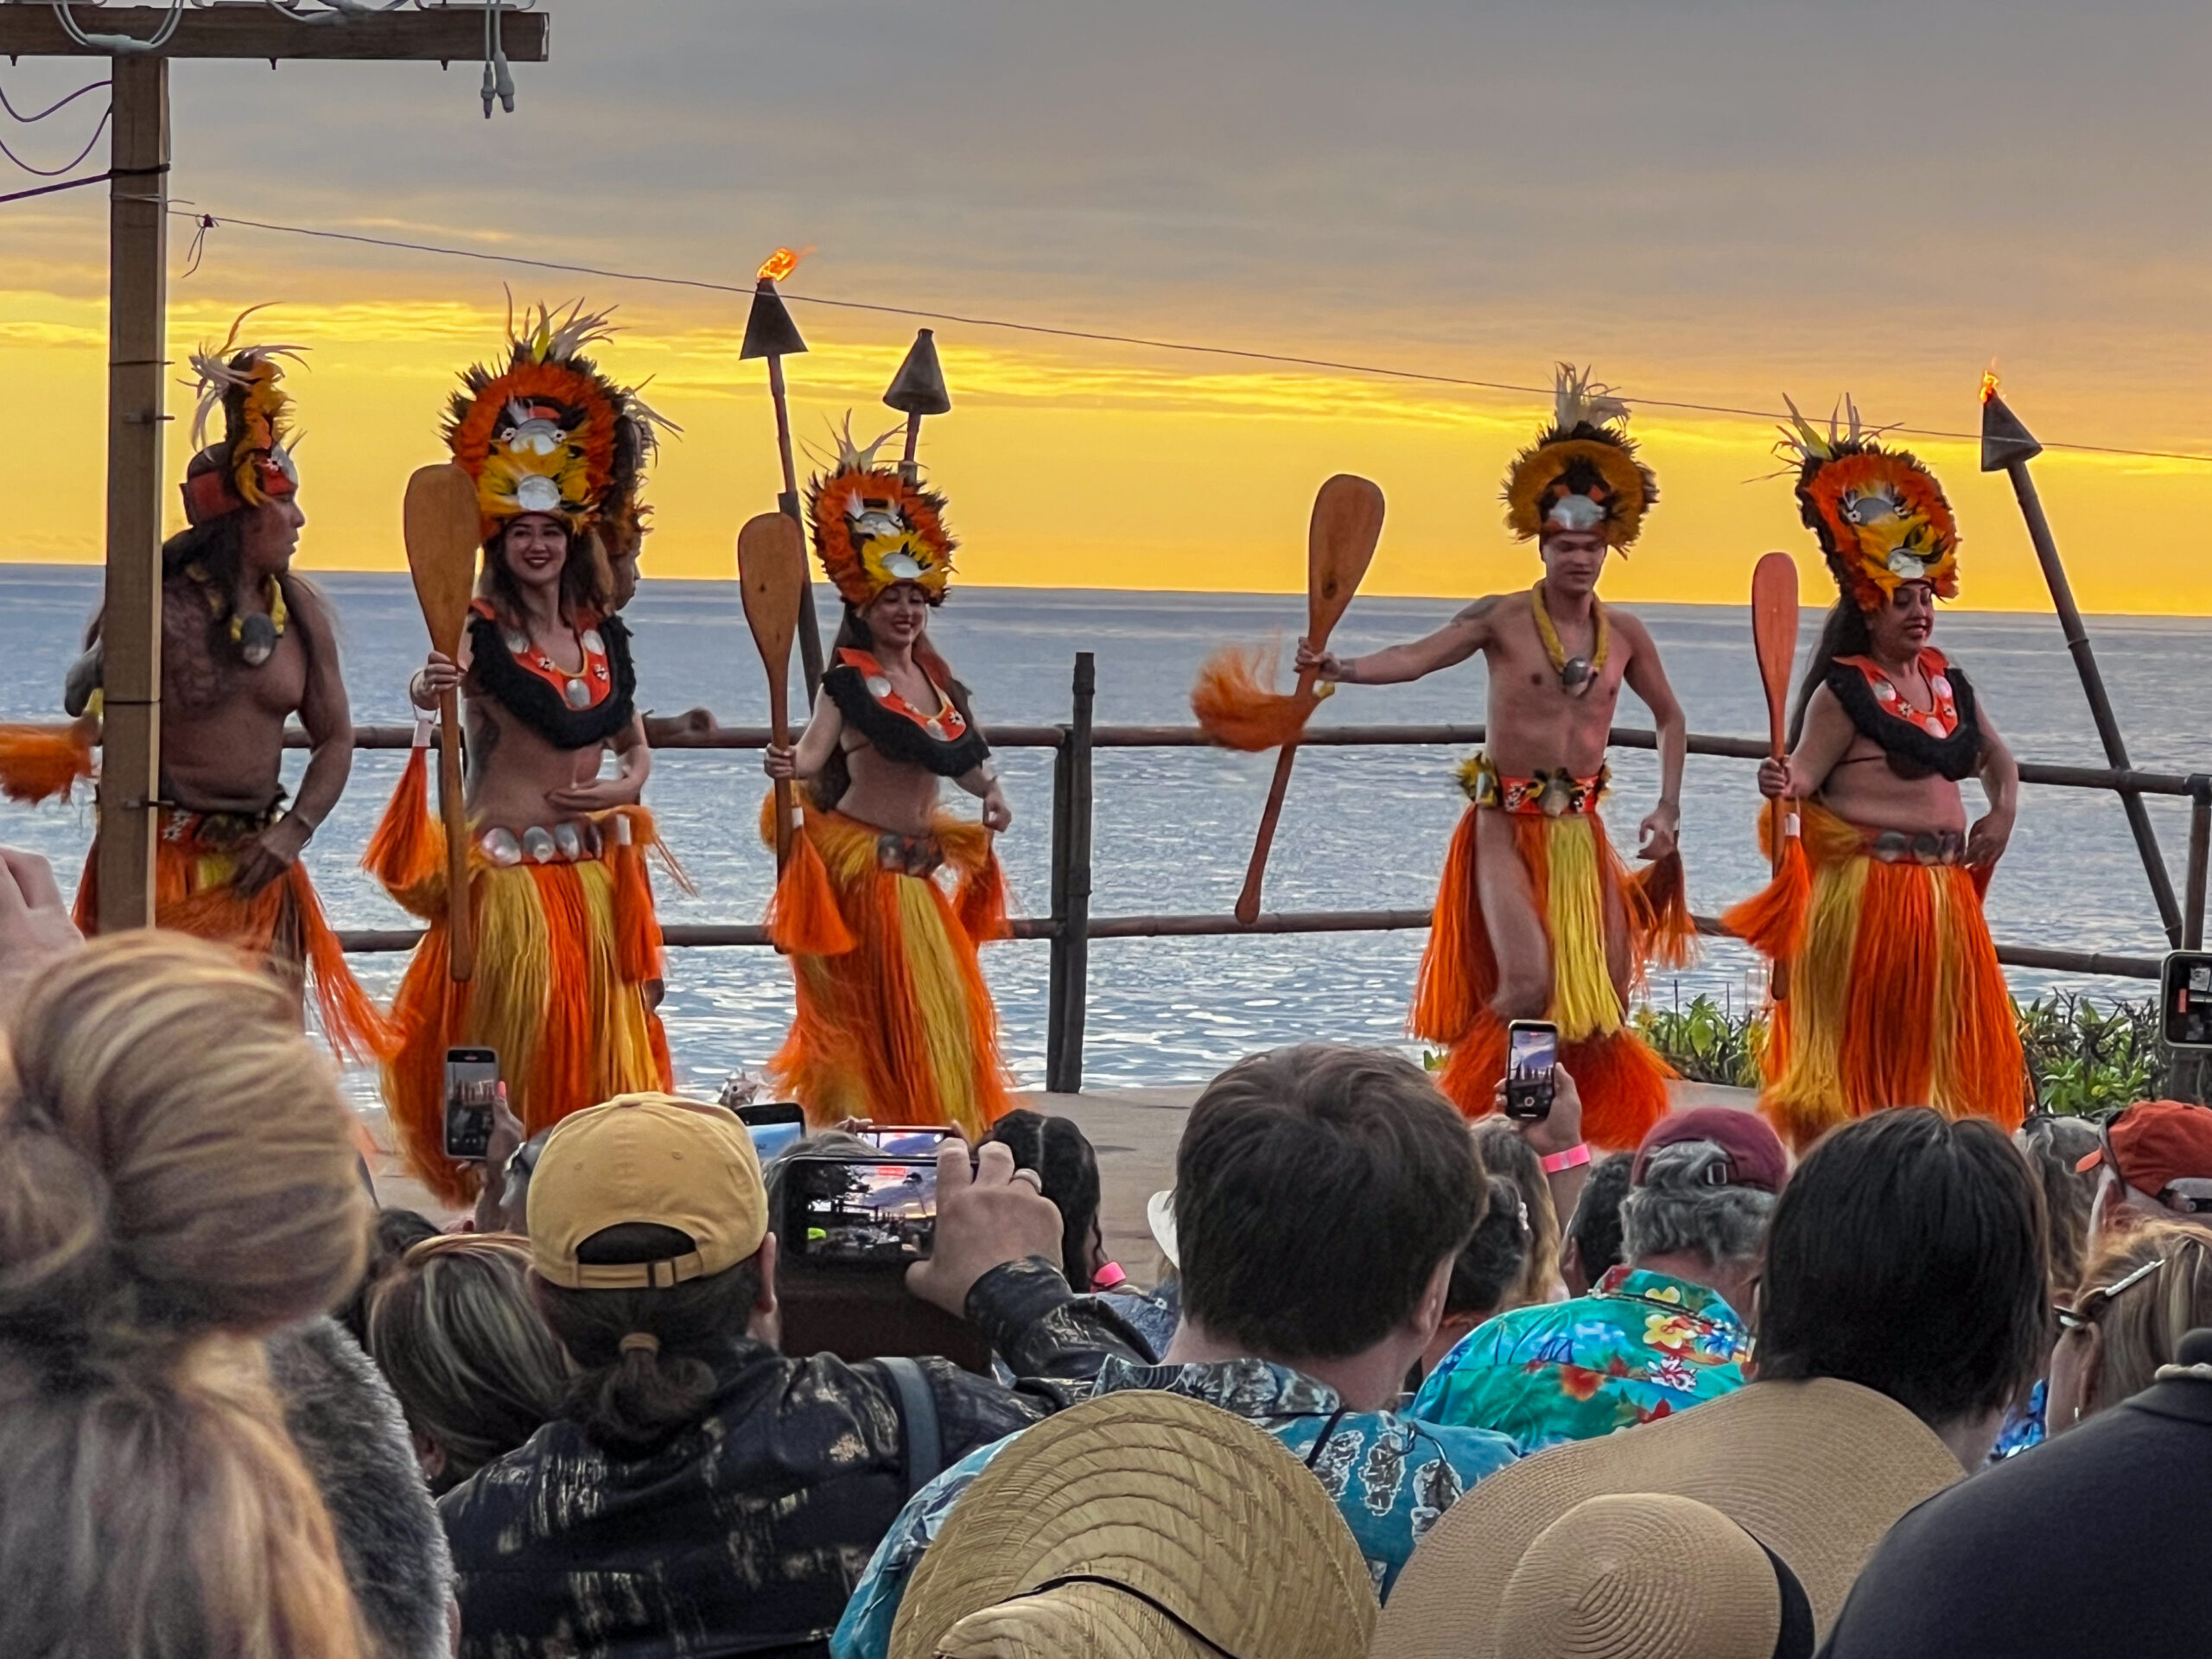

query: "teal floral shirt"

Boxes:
[1411, 1266, 1751, 1451]
[830, 1355, 1520, 1659]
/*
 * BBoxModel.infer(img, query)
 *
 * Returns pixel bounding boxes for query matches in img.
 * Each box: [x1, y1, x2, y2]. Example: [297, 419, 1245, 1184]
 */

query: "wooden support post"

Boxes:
[1044, 653, 1095, 1094]
[2186, 777, 2210, 951]
[93, 54, 168, 931]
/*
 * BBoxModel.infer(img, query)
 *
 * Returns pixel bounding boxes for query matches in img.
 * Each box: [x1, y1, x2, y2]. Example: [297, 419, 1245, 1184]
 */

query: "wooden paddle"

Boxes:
[404, 463, 483, 982]
[1234, 474, 1387, 925]
[1751, 551, 1801, 1001]
[737, 511, 809, 871]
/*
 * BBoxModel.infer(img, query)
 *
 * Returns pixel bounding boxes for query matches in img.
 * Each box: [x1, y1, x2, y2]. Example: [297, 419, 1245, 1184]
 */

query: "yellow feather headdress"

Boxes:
[180, 306, 305, 526]
[1777, 395, 1959, 612]
[1502, 364, 1657, 550]
[805, 417, 957, 607]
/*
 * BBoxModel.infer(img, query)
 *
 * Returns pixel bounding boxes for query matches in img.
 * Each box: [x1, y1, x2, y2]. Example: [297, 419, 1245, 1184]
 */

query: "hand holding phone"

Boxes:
[1503, 1020, 1559, 1123]
[443, 1047, 500, 1161]
[905, 1140, 1067, 1318]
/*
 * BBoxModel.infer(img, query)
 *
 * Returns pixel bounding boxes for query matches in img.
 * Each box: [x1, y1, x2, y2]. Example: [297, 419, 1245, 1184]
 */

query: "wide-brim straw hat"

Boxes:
[1496, 1493, 1815, 1659]
[889, 1390, 1377, 1659]
[1369, 1379, 1961, 1659]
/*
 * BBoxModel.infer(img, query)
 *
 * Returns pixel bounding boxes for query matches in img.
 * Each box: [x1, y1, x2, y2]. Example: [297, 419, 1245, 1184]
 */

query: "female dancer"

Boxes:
[763, 426, 1014, 1135]
[371, 305, 679, 1204]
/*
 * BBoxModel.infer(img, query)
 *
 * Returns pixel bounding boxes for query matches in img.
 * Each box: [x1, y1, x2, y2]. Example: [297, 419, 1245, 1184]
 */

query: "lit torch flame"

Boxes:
[756, 246, 812, 284]
[1980, 365, 2001, 405]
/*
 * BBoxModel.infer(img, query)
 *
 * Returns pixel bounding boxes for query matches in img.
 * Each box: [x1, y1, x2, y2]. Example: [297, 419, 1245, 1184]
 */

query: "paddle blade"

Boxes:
[736, 511, 807, 669]
[1306, 474, 1385, 647]
[1751, 551, 1801, 749]
[403, 464, 482, 658]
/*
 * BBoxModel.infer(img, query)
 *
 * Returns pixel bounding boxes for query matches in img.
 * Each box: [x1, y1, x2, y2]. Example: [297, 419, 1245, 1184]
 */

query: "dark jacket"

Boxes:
[440, 1258, 1142, 1659]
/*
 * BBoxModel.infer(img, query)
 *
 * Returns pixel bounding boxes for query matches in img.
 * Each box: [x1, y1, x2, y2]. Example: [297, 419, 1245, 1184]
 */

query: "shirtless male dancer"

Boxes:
[1300, 369, 1692, 1148]
[1726, 406, 2026, 1147]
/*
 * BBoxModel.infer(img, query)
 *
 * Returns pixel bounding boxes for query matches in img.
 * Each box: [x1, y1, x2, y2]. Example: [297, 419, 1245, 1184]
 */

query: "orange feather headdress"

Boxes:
[1503, 364, 1657, 550]
[444, 300, 675, 548]
[1779, 395, 1959, 612]
[805, 419, 957, 607]
[180, 307, 305, 526]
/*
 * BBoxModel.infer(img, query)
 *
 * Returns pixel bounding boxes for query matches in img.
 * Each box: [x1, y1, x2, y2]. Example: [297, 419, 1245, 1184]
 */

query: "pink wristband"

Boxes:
[1091, 1261, 1128, 1290]
[1539, 1142, 1592, 1175]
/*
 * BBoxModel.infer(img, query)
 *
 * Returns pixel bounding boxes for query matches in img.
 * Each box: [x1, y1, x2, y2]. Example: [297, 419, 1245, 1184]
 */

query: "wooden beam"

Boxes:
[93, 49, 167, 931]
[0, 4, 549, 61]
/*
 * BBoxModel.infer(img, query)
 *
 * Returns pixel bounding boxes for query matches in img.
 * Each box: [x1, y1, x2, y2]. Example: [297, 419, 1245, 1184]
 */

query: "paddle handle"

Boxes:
[768, 663, 794, 873]
[1763, 678, 1792, 1004]
[1234, 664, 1319, 924]
[437, 691, 474, 982]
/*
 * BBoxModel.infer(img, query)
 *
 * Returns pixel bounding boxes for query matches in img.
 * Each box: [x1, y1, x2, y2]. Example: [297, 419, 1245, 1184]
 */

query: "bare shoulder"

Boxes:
[1604, 604, 1660, 652]
[1454, 590, 1527, 641]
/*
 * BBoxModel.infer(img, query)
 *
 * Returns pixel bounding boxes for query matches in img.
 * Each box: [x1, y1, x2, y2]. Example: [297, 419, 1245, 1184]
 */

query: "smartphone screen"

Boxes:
[736, 1101, 805, 1128]
[781, 1156, 941, 1265]
[443, 1047, 500, 1161]
[1503, 1021, 1558, 1122]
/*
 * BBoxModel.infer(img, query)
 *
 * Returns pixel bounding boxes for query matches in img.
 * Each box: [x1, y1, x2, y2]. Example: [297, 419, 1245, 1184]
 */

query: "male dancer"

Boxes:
[1300, 368, 1691, 1147]
[1725, 404, 2026, 1147]
[0, 315, 384, 1058]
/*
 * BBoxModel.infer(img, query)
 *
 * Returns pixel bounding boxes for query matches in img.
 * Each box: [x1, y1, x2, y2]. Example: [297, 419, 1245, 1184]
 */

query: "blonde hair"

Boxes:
[2075, 1220, 2212, 1409]
[0, 932, 371, 1659]
[368, 1232, 567, 1484]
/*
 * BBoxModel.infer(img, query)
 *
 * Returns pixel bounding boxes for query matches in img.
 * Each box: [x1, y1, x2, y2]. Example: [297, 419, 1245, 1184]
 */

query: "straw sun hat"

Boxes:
[887, 1390, 1377, 1659]
[1370, 1378, 1962, 1659]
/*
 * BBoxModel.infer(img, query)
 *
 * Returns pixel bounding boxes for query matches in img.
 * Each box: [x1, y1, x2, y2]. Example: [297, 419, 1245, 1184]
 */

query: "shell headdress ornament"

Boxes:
[444, 299, 677, 547]
[1503, 364, 1658, 550]
[1777, 394, 1959, 613]
[180, 306, 306, 527]
[805, 416, 957, 607]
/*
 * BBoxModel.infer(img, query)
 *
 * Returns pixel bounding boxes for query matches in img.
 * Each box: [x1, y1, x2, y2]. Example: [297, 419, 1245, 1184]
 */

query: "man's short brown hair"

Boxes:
[1175, 1045, 1484, 1360]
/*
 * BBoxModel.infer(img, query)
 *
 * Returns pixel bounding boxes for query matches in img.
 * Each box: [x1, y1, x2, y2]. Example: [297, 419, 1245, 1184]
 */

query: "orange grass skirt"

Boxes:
[73, 811, 391, 1065]
[366, 747, 674, 1205]
[1722, 800, 2027, 1151]
[1411, 804, 1692, 1151]
[762, 794, 1014, 1138]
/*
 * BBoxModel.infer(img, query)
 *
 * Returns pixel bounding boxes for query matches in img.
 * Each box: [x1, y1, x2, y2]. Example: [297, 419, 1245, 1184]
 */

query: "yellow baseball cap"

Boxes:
[527, 1092, 768, 1290]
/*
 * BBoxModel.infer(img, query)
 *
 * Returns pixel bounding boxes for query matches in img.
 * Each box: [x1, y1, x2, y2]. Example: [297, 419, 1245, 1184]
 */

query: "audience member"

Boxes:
[884, 1392, 1377, 1659]
[1370, 1108, 2048, 1657]
[0, 926, 374, 1659]
[836, 1044, 1519, 1659]
[1560, 1151, 1635, 1297]
[1472, 1117, 1560, 1307]
[1413, 1104, 1779, 1448]
[336, 1205, 441, 1347]
[1820, 1322, 2212, 1656]
[367, 1233, 569, 1492]
[1417, 1174, 1533, 1380]
[1486, 1495, 1815, 1659]
[270, 1316, 455, 1659]
[2076, 1098, 2212, 1236]
[984, 1109, 1105, 1288]
[441, 1092, 1142, 1658]
[1990, 1111, 2103, 1460]
[2046, 1219, 2212, 1433]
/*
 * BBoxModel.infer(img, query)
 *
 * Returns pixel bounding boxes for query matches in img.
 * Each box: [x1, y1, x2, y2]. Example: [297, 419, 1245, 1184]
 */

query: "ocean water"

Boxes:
[2, 565, 2206, 1096]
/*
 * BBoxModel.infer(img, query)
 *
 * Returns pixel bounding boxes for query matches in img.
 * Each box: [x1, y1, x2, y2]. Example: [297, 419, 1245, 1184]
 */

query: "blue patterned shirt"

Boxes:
[830, 1354, 1520, 1659]
[1411, 1266, 1751, 1451]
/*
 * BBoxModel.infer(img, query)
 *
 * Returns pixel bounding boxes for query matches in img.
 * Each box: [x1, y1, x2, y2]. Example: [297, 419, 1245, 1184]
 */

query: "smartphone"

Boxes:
[1503, 1020, 1558, 1122]
[779, 1155, 942, 1266]
[736, 1101, 805, 1128]
[443, 1046, 500, 1161]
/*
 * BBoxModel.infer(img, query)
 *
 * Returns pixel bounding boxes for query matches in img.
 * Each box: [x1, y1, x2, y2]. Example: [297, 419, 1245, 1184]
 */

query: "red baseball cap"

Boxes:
[2075, 1101, 2212, 1192]
[1632, 1107, 1789, 1195]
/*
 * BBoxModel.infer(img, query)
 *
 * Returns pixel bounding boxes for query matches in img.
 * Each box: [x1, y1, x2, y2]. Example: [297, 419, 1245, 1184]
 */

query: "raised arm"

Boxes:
[1296, 594, 1503, 686]
[1758, 683, 1857, 801]
[1618, 613, 1685, 860]
[1965, 708, 2018, 870]
[232, 582, 351, 898]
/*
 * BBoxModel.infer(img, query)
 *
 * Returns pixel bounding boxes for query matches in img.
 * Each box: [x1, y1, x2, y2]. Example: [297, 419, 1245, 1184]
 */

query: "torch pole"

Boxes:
[2003, 457, 2182, 941]
[765, 352, 824, 699]
[899, 414, 922, 485]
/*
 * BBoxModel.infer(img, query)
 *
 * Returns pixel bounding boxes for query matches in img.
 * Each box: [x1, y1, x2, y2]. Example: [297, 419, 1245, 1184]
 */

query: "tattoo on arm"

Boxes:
[1453, 594, 1502, 625]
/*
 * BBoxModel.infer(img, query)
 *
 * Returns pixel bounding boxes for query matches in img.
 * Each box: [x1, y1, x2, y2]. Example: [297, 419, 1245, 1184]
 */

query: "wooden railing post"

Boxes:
[2186, 777, 2210, 951]
[1044, 653, 1096, 1093]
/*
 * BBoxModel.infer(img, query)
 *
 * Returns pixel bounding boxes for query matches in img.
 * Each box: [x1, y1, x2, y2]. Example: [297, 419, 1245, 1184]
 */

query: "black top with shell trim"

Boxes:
[466, 607, 638, 752]
[1827, 654, 1983, 782]
[823, 647, 989, 778]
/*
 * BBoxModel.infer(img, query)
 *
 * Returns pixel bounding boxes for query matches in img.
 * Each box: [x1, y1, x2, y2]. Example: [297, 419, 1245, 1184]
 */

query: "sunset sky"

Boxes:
[4, 0, 2211, 610]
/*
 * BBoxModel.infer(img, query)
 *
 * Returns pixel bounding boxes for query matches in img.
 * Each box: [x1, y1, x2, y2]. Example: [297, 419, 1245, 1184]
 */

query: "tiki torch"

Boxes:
[1980, 370, 2182, 939]
[742, 247, 823, 697]
[883, 327, 951, 485]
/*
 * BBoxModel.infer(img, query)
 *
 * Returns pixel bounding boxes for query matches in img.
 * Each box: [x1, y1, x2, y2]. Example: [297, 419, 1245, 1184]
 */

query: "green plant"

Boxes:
[2016, 993, 2166, 1116]
[1633, 995, 1766, 1090]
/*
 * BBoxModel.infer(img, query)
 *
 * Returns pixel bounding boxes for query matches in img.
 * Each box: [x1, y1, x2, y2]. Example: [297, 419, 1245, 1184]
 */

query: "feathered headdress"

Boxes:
[1778, 395, 1958, 612]
[805, 417, 957, 607]
[444, 300, 675, 546]
[180, 307, 305, 527]
[1503, 364, 1657, 550]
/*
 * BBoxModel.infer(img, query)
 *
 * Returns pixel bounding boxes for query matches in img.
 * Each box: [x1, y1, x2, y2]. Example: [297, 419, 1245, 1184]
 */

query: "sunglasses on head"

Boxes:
[2055, 1255, 2164, 1334]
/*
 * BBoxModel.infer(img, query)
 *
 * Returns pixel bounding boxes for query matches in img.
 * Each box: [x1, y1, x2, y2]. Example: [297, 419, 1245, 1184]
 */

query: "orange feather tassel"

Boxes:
[0, 717, 97, 804]
[1191, 642, 1325, 753]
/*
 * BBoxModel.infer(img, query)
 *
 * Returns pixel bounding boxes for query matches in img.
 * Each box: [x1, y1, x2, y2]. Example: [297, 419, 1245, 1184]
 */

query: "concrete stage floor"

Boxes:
[366, 1079, 1755, 1275]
